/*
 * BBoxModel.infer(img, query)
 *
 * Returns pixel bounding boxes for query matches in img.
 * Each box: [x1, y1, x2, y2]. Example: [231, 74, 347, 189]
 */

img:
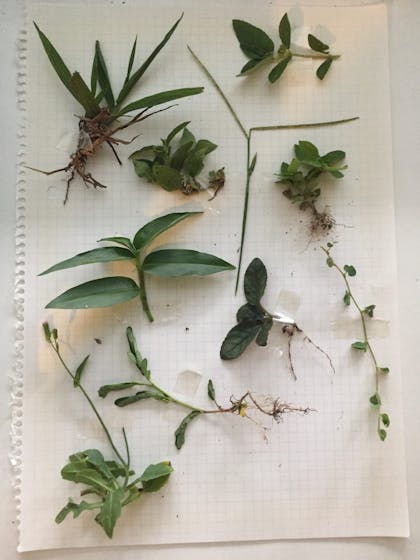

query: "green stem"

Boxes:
[292, 52, 340, 60]
[135, 258, 154, 322]
[249, 116, 359, 134]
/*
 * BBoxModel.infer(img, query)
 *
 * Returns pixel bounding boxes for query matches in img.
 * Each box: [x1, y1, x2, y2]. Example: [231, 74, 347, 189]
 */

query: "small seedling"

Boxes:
[275, 140, 347, 237]
[40, 211, 235, 321]
[322, 244, 390, 441]
[130, 121, 222, 196]
[98, 327, 311, 449]
[232, 13, 340, 84]
[220, 258, 335, 379]
[42, 322, 173, 538]
[30, 17, 203, 203]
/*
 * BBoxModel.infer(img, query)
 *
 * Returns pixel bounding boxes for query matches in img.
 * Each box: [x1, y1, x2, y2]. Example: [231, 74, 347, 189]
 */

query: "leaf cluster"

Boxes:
[220, 258, 274, 359]
[34, 17, 203, 119]
[232, 13, 338, 83]
[130, 122, 218, 194]
[40, 211, 234, 320]
[276, 141, 346, 209]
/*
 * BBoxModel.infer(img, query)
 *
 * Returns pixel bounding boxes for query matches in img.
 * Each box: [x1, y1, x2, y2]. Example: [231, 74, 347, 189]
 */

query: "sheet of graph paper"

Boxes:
[15, 0, 409, 551]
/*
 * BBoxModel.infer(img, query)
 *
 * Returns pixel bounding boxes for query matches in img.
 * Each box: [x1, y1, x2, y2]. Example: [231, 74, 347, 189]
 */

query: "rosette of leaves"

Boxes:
[43, 323, 173, 538]
[232, 13, 340, 83]
[31, 16, 203, 203]
[40, 211, 234, 322]
[130, 121, 220, 195]
[275, 140, 347, 236]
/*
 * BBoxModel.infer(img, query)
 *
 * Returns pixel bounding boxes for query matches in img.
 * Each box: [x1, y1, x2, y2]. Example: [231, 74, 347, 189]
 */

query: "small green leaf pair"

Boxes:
[221, 258, 274, 359]
[40, 211, 235, 321]
[130, 122, 219, 194]
[232, 13, 339, 84]
[56, 449, 173, 538]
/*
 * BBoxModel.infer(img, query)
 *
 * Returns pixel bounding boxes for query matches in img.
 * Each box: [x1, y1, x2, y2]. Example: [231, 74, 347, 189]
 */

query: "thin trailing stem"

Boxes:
[188, 47, 359, 293]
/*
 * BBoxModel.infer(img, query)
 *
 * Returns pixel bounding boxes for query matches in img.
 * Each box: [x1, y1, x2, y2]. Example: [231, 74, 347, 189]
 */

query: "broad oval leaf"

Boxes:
[140, 461, 173, 492]
[174, 410, 202, 449]
[232, 19, 274, 59]
[308, 33, 330, 53]
[236, 303, 265, 323]
[133, 211, 202, 250]
[279, 13, 291, 48]
[220, 320, 261, 360]
[143, 249, 235, 277]
[244, 258, 267, 305]
[239, 58, 262, 75]
[294, 140, 320, 162]
[316, 56, 333, 80]
[321, 150, 345, 166]
[39, 247, 135, 275]
[152, 163, 183, 191]
[268, 54, 292, 83]
[45, 276, 140, 309]
[133, 159, 154, 181]
[117, 87, 204, 116]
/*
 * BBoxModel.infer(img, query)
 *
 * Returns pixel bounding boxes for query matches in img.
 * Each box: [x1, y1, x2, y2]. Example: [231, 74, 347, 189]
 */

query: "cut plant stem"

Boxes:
[188, 46, 358, 293]
[135, 258, 154, 322]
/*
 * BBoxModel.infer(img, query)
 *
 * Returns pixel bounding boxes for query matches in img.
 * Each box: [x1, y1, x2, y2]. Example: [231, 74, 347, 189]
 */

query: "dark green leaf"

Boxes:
[42, 322, 51, 342]
[170, 141, 194, 170]
[74, 354, 89, 388]
[174, 410, 202, 449]
[95, 488, 123, 538]
[329, 169, 344, 179]
[326, 256, 334, 268]
[129, 145, 156, 160]
[69, 72, 101, 116]
[106, 461, 130, 478]
[381, 413, 390, 428]
[45, 276, 140, 309]
[352, 341, 367, 351]
[343, 290, 351, 306]
[152, 164, 183, 191]
[236, 303, 264, 323]
[232, 19, 274, 59]
[369, 392, 381, 407]
[98, 382, 140, 398]
[344, 264, 356, 277]
[316, 57, 333, 80]
[116, 15, 184, 106]
[140, 461, 173, 492]
[180, 127, 196, 147]
[244, 257, 267, 305]
[279, 13, 291, 48]
[97, 237, 136, 252]
[255, 317, 273, 347]
[295, 140, 320, 163]
[207, 379, 216, 402]
[90, 51, 98, 95]
[378, 428, 387, 441]
[321, 150, 345, 166]
[39, 247, 134, 275]
[125, 36, 137, 84]
[133, 160, 154, 181]
[143, 249, 235, 277]
[133, 211, 202, 250]
[248, 153, 257, 175]
[95, 41, 115, 109]
[55, 500, 97, 524]
[166, 121, 190, 144]
[239, 58, 262, 75]
[363, 304, 376, 318]
[183, 139, 218, 177]
[115, 391, 169, 407]
[220, 320, 261, 360]
[117, 87, 204, 116]
[268, 54, 292, 83]
[308, 33, 329, 53]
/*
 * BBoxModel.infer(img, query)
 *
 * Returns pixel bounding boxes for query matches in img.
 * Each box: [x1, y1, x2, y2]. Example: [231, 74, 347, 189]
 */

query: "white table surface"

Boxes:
[1, 1, 419, 558]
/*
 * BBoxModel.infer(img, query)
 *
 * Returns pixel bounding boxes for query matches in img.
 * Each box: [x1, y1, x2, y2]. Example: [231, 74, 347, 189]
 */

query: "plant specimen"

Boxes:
[30, 17, 203, 203]
[130, 121, 223, 196]
[99, 327, 311, 449]
[43, 322, 173, 538]
[322, 244, 390, 440]
[233, 13, 339, 83]
[220, 258, 334, 380]
[40, 211, 234, 322]
[187, 46, 358, 292]
[275, 140, 347, 237]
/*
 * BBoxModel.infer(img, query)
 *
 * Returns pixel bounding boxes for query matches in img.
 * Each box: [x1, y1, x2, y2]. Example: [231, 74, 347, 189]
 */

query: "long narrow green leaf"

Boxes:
[133, 211, 202, 250]
[34, 22, 73, 93]
[116, 87, 204, 116]
[143, 249, 235, 277]
[90, 51, 99, 95]
[45, 277, 140, 309]
[95, 41, 115, 109]
[125, 36, 138, 84]
[70, 72, 101, 116]
[39, 247, 135, 275]
[116, 14, 184, 106]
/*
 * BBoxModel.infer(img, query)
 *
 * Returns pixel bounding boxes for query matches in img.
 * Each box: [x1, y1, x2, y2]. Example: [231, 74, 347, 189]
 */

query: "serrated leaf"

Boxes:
[255, 317, 273, 347]
[140, 461, 173, 492]
[114, 391, 169, 407]
[45, 277, 140, 309]
[308, 33, 329, 53]
[236, 303, 264, 323]
[316, 56, 333, 80]
[116, 87, 204, 116]
[279, 13, 291, 48]
[174, 410, 202, 449]
[39, 247, 135, 275]
[133, 211, 201, 250]
[244, 257, 267, 305]
[268, 54, 292, 83]
[207, 379, 216, 402]
[232, 19, 274, 59]
[95, 41, 115, 109]
[74, 354, 89, 388]
[55, 500, 97, 524]
[352, 341, 367, 351]
[143, 249, 235, 277]
[98, 382, 141, 398]
[344, 264, 356, 277]
[220, 320, 261, 360]
[95, 488, 123, 538]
